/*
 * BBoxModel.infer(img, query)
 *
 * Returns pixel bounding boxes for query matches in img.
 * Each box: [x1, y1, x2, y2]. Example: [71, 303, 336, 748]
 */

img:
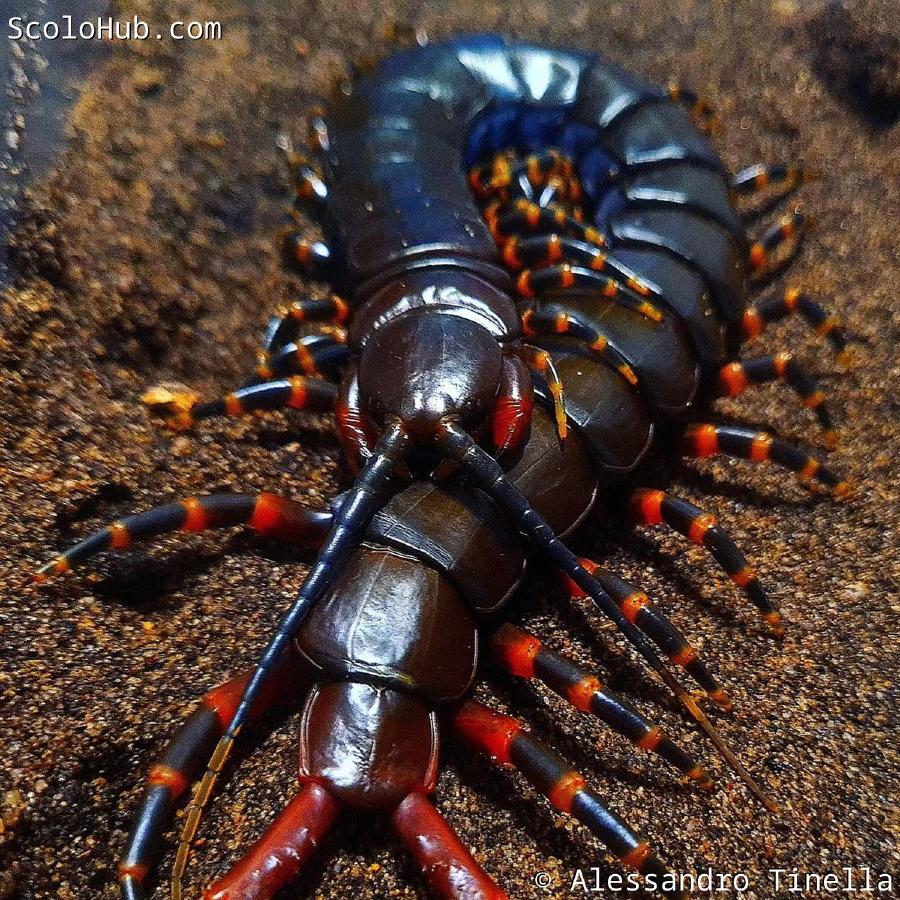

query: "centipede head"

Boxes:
[358, 310, 504, 447]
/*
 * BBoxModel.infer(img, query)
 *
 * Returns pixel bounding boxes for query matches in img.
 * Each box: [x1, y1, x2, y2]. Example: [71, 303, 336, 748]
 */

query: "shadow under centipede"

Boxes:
[486, 580, 651, 700]
[672, 461, 824, 510]
[50, 481, 135, 530]
[749, 252, 806, 290]
[546, 589, 676, 712]
[571, 506, 761, 630]
[223, 530, 319, 566]
[0, 708, 240, 896]
[90, 546, 224, 610]
[738, 190, 803, 224]
[254, 423, 342, 452]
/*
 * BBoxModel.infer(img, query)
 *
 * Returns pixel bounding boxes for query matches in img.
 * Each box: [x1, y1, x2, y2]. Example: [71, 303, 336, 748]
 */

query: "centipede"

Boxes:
[34, 33, 856, 900]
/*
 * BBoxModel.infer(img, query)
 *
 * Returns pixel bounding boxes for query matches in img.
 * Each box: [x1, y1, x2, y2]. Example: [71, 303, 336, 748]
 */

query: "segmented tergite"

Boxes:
[36, 34, 855, 900]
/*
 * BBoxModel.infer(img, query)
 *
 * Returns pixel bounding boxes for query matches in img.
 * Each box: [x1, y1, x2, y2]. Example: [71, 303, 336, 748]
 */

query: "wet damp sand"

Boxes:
[1, 1, 898, 898]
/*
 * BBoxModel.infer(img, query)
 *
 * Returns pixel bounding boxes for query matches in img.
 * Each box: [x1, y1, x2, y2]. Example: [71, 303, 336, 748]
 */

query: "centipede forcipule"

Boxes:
[34, 34, 856, 900]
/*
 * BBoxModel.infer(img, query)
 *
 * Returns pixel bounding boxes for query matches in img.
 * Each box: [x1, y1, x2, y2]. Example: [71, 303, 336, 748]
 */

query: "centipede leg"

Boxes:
[681, 422, 851, 497]
[291, 157, 330, 206]
[515, 264, 662, 321]
[280, 228, 335, 280]
[260, 295, 349, 358]
[486, 197, 603, 249]
[451, 700, 688, 900]
[470, 148, 572, 203]
[715, 353, 837, 447]
[392, 793, 508, 900]
[277, 131, 330, 207]
[730, 163, 818, 205]
[34, 492, 331, 582]
[256, 334, 350, 382]
[490, 624, 713, 787]
[741, 287, 853, 364]
[502, 233, 656, 299]
[628, 488, 783, 634]
[119, 650, 309, 900]
[564, 559, 732, 709]
[143, 376, 338, 431]
[521, 305, 640, 386]
[667, 81, 722, 134]
[748, 209, 809, 276]
[205, 781, 340, 900]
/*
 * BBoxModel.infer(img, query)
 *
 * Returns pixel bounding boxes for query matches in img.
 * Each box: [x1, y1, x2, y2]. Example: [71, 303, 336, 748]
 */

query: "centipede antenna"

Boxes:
[438, 422, 778, 814]
[664, 679, 780, 814]
[171, 422, 408, 897]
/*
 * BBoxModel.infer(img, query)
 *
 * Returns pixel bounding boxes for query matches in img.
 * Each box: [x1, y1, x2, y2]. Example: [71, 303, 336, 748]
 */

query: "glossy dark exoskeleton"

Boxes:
[37, 33, 853, 900]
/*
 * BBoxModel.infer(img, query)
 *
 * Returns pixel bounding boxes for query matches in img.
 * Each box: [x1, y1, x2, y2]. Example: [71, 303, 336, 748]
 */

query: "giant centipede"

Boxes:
[35, 34, 856, 900]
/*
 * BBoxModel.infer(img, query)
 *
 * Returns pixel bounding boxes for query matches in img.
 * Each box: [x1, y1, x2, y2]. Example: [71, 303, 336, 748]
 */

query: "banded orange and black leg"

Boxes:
[484, 198, 603, 248]
[119, 650, 310, 900]
[515, 264, 662, 322]
[715, 352, 837, 447]
[490, 624, 713, 787]
[451, 700, 689, 900]
[501, 233, 656, 298]
[521, 305, 639, 386]
[731, 163, 819, 204]
[628, 488, 783, 634]
[681, 423, 851, 497]
[255, 334, 349, 383]
[741, 287, 853, 364]
[260, 295, 350, 358]
[565, 559, 732, 709]
[748, 210, 809, 276]
[143, 375, 337, 430]
[667, 82, 722, 134]
[281, 228, 335, 280]
[513, 344, 568, 442]
[33, 492, 331, 582]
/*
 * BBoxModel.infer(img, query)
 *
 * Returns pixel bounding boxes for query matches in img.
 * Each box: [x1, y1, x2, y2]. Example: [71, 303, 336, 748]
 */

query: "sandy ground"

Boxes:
[1, 1, 898, 898]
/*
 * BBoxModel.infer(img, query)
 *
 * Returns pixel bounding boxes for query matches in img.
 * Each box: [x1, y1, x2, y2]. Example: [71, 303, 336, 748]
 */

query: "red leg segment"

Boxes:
[392, 792, 508, 900]
[204, 782, 340, 900]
